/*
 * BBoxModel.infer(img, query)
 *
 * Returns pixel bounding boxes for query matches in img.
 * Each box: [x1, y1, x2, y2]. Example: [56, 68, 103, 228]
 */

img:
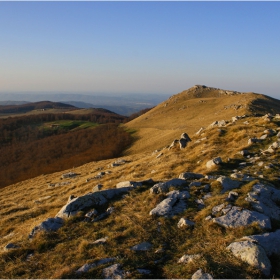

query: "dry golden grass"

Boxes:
[1, 87, 280, 278]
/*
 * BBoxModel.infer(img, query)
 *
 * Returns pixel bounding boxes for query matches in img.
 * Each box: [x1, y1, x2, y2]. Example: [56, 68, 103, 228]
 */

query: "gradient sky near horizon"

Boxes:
[1, 1, 280, 98]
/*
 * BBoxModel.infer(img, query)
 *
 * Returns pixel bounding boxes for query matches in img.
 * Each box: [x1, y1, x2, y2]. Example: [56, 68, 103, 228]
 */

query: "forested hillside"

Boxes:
[0, 112, 132, 188]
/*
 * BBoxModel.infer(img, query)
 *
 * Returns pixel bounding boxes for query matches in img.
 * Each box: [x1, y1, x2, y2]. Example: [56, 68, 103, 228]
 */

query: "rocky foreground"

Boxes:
[2, 113, 280, 279]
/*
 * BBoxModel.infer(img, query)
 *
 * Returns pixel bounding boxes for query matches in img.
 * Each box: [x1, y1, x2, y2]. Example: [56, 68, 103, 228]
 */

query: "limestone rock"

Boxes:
[179, 172, 204, 180]
[150, 179, 186, 194]
[213, 206, 271, 229]
[131, 241, 152, 251]
[246, 183, 280, 221]
[178, 254, 200, 264]
[76, 258, 115, 274]
[191, 269, 213, 279]
[102, 264, 124, 279]
[61, 172, 78, 179]
[116, 181, 142, 188]
[29, 217, 64, 238]
[217, 176, 241, 193]
[206, 157, 222, 169]
[227, 241, 271, 276]
[149, 190, 189, 217]
[212, 203, 225, 215]
[56, 187, 131, 218]
[246, 229, 280, 256]
[177, 218, 195, 228]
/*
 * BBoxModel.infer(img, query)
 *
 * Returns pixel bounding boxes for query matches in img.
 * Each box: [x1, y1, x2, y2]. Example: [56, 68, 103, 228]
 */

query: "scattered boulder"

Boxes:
[179, 172, 204, 180]
[217, 176, 241, 193]
[191, 269, 213, 279]
[29, 217, 64, 238]
[227, 191, 239, 202]
[212, 203, 225, 215]
[177, 218, 195, 228]
[56, 187, 131, 218]
[227, 241, 271, 276]
[149, 190, 189, 217]
[92, 237, 108, 245]
[212, 206, 271, 229]
[76, 258, 115, 274]
[150, 179, 186, 194]
[61, 172, 78, 179]
[102, 263, 125, 279]
[206, 157, 222, 169]
[136, 268, 151, 275]
[4, 243, 19, 250]
[116, 181, 142, 189]
[131, 241, 152, 251]
[246, 183, 280, 221]
[245, 229, 280, 256]
[178, 254, 200, 264]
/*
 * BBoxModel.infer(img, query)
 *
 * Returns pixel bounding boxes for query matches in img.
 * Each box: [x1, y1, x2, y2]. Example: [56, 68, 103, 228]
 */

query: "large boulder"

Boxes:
[245, 229, 280, 256]
[29, 217, 64, 238]
[246, 183, 280, 221]
[149, 190, 189, 217]
[56, 187, 132, 218]
[212, 206, 271, 229]
[227, 241, 271, 276]
[150, 179, 186, 194]
[217, 176, 241, 193]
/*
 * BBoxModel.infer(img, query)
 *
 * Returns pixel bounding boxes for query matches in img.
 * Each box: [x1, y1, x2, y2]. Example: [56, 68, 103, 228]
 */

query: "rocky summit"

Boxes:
[1, 86, 280, 279]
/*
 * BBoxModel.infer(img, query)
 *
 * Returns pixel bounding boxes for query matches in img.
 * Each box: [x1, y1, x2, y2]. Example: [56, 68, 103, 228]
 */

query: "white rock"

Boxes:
[227, 241, 271, 276]
[191, 269, 213, 279]
[177, 218, 195, 228]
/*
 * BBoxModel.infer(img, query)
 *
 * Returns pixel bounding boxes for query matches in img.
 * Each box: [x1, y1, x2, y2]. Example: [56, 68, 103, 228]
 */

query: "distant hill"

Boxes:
[0, 101, 29, 106]
[124, 85, 280, 154]
[0, 101, 76, 114]
[0, 92, 170, 116]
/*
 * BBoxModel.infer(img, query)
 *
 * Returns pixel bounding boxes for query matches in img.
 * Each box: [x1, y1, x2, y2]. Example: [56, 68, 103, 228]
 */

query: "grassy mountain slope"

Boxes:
[1, 86, 280, 279]
[1, 112, 280, 278]
[124, 85, 280, 154]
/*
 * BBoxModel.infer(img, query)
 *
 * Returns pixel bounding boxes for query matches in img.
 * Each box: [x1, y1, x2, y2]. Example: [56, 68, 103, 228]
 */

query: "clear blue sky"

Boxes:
[1, 1, 280, 98]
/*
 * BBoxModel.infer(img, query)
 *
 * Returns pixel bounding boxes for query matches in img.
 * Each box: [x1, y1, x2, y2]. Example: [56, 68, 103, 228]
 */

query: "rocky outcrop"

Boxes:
[191, 269, 213, 279]
[76, 258, 115, 274]
[245, 229, 280, 256]
[216, 176, 241, 193]
[150, 179, 186, 194]
[179, 172, 204, 180]
[227, 241, 271, 276]
[212, 206, 271, 229]
[29, 217, 64, 238]
[56, 187, 132, 218]
[149, 190, 190, 217]
[246, 183, 280, 221]
[102, 263, 125, 279]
